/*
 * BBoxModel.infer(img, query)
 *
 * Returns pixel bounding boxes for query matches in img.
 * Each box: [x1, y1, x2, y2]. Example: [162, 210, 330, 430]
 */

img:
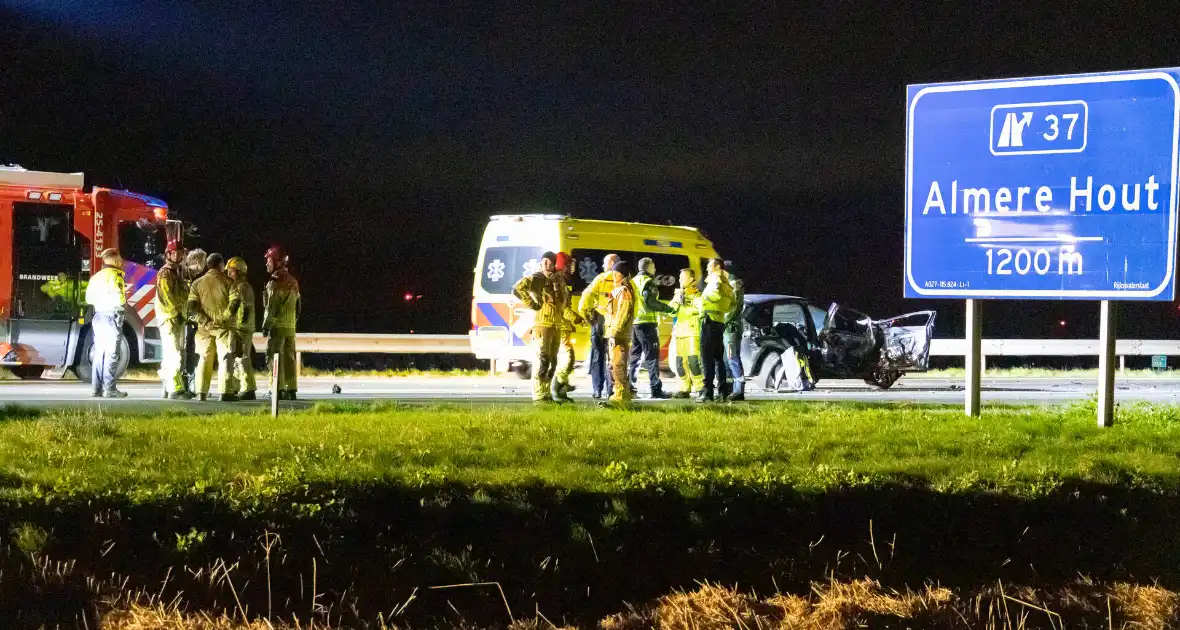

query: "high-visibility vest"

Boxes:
[633, 274, 662, 325]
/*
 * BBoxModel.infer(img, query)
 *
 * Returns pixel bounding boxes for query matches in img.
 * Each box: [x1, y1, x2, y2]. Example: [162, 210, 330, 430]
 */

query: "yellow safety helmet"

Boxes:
[226, 256, 248, 274]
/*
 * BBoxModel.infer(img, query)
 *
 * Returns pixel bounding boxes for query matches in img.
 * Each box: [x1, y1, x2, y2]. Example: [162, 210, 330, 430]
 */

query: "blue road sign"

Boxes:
[905, 69, 1180, 300]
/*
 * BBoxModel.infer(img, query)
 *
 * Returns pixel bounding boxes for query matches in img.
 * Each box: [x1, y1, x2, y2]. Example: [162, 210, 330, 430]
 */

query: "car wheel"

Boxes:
[865, 369, 900, 389]
[514, 361, 533, 380]
[9, 366, 45, 380]
[763, 355, 784, 391]
[73, 329, 132, 383]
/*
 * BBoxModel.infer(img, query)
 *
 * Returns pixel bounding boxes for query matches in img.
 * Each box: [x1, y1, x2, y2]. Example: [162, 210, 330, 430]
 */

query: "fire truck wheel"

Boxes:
[73, 329, 132, 383]
[9, 366, 45, 380]
[513, 361, 532, 380]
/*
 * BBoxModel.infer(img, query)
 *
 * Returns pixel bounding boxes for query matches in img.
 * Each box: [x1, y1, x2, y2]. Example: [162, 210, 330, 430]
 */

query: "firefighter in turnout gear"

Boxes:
[155, 240, 193, 399]
[512, 251, 564, 403]
[578, 253, 619, 399]
[182, 248, 208, 395]
[552, 252, 584, 402]
[187, 253, 238, 401]
[628, 257, 675, 398]
[263, 246, 301, 400]
[695, 258, 734, 402]
[602, 260, 637, 408]
[669, 268, 703, 398]
[84, 248, 128, 398]
[225, 256, 257, 400]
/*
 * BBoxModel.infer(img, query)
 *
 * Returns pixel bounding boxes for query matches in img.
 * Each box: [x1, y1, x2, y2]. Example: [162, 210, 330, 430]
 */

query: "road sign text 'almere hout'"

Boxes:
[905, 69, 1180, 300]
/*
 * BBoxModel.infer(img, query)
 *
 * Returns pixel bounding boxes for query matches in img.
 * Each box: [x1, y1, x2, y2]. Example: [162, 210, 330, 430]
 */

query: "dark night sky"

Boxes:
[4, 1, 1180, 340]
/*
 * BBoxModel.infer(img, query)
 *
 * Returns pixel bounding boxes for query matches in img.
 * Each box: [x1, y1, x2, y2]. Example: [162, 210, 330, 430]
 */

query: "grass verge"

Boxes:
[4, 400, 1180, 627]
[3, 399, 1180, 499]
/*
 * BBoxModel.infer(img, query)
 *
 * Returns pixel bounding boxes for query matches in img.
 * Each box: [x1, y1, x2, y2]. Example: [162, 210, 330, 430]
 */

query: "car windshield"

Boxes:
[808, 305, 828, 332]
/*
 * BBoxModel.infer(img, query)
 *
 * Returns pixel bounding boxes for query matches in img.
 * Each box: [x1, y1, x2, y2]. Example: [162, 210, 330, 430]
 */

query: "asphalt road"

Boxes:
[3, 373, 1180, 411]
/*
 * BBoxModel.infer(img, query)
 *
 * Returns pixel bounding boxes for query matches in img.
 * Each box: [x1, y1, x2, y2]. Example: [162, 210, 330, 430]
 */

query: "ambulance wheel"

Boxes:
[73, 328, 132, 383]
[9, 366, 45, 380]
[514, 362, 532, 380]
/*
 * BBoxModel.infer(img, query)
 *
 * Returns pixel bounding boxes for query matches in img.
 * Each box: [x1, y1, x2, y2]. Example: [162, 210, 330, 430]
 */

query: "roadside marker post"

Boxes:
[271, 352, 280, 418]
[905, 69, 1180, 425]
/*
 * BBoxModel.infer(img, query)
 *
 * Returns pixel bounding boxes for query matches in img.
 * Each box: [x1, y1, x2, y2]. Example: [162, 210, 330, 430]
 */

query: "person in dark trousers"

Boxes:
[723, 261, 746, 401]
[695, 258, 734, 402]
[629, 257, 675, 398]
[578, 253, 619, 399]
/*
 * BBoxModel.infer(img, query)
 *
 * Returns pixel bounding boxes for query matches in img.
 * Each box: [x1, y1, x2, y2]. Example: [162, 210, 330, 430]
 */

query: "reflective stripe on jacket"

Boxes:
[85, 267, 126, 314]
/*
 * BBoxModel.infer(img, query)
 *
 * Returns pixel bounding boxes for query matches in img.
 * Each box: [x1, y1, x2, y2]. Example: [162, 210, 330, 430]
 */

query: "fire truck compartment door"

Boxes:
[9, 202, 81, 367]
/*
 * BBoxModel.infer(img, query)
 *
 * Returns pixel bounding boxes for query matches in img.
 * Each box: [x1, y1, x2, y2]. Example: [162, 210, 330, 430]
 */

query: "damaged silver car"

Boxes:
[737, 294, 936, 391]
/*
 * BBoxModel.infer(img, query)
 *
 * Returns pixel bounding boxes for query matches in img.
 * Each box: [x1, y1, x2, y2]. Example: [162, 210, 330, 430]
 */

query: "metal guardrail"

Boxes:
[267, 333, 1180, 359]
[251, 333, 472, 354]
[929, 338, 1180, 357]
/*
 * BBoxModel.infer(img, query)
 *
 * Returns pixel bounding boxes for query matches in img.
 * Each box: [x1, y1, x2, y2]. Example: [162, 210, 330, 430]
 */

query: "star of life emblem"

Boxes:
[486, 259, 506, 282]
[578, 258, 598, 283]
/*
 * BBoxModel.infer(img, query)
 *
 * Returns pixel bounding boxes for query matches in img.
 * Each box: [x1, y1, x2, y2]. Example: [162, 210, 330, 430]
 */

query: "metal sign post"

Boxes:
[965, 299, 983, 417]
[1097, 301, 1116, 427]
[905, 69, 1180, 425]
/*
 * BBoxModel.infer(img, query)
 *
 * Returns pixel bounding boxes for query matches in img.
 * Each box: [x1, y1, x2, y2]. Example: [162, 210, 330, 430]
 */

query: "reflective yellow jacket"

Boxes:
[225, 279, 256, 332]
[263, 270, 300, 333]
[188, 268, 232, 330]
[578, 270, 617, 318]
[670, 284, 702, 342]
[604, 277, 637, 341]
[155, 261, 188, 321]
[85, 266, 126, 314]
[697, 271, 734, 324]
[512, 271, 566, 328]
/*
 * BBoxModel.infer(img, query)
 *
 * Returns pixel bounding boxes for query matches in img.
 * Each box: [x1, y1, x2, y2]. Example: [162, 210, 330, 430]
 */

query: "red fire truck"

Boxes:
[0, 166, 175, 381]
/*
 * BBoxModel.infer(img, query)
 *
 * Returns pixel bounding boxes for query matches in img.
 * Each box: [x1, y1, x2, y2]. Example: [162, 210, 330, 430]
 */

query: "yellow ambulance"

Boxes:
[470, 214, 721, 377]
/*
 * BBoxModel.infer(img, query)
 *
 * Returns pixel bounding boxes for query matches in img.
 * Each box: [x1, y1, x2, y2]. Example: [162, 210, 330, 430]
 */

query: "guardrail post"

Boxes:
[965, 299, 982, 417]
[296, 352, 303, 379]
[1119, 355, 1125, 375]
[1097, 301, 1116, 427]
